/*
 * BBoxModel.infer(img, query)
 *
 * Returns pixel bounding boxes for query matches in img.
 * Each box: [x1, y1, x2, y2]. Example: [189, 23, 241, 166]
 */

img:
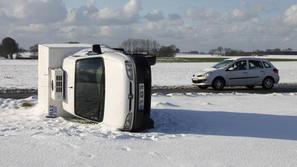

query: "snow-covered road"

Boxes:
[1, 93, 297, 166]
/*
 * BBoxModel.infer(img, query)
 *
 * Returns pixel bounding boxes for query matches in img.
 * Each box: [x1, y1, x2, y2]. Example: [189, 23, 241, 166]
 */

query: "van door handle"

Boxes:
[68, 86, 73, 89]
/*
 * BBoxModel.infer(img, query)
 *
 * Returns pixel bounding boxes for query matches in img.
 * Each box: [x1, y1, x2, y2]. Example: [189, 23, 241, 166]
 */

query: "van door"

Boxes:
[75, 57, 105, 122]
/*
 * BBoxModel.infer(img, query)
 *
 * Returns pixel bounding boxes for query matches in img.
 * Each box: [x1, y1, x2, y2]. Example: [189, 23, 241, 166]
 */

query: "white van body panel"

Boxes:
[38, 44, 91, 117]
[62, 50, 135, 129]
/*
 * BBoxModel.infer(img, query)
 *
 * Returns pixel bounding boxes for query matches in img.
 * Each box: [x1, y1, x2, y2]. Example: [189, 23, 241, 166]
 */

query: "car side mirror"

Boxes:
[226, 67, 234, 71]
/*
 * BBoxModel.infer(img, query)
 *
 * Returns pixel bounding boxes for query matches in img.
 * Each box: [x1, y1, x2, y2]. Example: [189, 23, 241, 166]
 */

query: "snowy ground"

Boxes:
[0, 60, 37, 89]
[1, 59, 297, 166]
[0, 60, 297, 89]
[1, 93, 297, 166]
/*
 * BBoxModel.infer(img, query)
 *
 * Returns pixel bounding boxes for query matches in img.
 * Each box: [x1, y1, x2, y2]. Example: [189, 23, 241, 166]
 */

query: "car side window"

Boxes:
[263, 61, 272, 68]
[227, 60, 247, 71]
[248, 60, 263, 70]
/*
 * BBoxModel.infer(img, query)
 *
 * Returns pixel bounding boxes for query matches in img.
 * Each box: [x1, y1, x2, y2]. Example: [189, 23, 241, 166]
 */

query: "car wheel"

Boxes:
[246, 85, 255, 89]
[212, 78, 225, 90]
[262, 77, 274, 89]
[198, 85, 208, 89]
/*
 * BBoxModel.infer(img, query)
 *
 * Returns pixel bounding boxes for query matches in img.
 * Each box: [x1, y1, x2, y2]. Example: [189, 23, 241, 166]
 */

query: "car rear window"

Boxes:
[263, 61, 272, 68]
[248, 60, 263, 69]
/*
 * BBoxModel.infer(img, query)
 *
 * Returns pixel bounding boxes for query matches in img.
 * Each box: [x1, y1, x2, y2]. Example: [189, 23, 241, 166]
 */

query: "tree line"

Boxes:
[208, 47, 297, 56]
[2, 37, 295, 59]
[0, 37, 179, 59]
[0, 37, 39, 59]
[120, 39, 179, 57]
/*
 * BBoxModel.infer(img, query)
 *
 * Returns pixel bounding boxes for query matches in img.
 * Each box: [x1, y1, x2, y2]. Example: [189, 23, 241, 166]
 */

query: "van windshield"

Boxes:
[213, 59, 234, 69]
[75, 57, 105, 122]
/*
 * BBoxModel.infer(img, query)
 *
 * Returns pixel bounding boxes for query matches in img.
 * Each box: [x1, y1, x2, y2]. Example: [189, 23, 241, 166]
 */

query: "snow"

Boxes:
[1, 93, 297, 166]
[1, 60, 297, 88]
[0, 60, 37, 89]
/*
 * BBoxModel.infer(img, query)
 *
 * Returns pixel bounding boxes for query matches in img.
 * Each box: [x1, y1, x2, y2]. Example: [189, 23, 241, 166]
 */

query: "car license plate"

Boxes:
[139, 83, 145, 111]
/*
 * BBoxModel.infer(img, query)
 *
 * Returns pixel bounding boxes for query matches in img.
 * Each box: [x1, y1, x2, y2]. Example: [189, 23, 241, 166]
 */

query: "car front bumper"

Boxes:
[192, 77, 212, 86]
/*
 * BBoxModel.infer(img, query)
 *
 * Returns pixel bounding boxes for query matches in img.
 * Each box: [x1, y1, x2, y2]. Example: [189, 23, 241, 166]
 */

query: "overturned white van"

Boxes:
[38, 44, 154, 132]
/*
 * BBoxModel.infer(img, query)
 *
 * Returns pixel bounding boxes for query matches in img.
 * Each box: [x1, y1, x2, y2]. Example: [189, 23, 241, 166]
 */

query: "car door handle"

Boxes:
[243, 72, 248, 74]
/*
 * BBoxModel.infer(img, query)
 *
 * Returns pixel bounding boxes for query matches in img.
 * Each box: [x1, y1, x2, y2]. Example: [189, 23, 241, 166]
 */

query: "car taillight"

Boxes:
[273, 68, 279, 74]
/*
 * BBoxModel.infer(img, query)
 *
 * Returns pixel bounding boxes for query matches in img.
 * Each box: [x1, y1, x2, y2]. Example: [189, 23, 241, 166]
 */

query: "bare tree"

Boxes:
[120, 39, 160, 55]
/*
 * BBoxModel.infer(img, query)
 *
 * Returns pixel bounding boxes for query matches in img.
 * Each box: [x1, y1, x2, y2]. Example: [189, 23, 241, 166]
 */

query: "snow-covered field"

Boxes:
[1, 59, 297, 166]
[0, 60, 297, 88]
[1, 93, 297, 166]
[0, 60, 37, 89]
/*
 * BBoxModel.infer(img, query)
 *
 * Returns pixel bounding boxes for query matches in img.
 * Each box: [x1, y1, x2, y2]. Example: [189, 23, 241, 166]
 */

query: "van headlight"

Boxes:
[124, 112, 133, 130]
[125, 61, 134, 80]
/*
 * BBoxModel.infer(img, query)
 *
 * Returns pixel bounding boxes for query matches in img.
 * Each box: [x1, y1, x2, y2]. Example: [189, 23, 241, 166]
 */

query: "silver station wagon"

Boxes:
[192, 57, 280, 90]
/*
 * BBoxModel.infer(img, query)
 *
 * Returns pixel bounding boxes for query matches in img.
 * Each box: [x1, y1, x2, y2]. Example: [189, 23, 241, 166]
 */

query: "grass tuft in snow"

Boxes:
[21, 102, 34, 108]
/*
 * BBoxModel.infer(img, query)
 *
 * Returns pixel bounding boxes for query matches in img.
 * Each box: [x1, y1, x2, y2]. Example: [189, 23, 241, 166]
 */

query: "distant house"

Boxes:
[13, 52, 38, 59]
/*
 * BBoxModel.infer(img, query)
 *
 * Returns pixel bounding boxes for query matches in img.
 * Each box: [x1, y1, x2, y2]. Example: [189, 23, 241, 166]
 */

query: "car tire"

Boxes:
[262, 77, 274, 89]
[198, 85, 208, 89]
[246, 85, 255, 89]
[212, 78, 225, 90]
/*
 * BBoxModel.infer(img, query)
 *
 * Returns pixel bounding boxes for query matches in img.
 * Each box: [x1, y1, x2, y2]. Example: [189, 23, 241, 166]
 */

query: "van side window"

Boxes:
[263, 61, 272, 68]
[248, 60, 263, 69]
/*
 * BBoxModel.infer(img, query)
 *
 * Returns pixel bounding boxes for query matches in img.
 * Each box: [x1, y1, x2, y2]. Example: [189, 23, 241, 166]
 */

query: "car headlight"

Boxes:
[203, 72, 211, 77]
[125, 61, 134, 80]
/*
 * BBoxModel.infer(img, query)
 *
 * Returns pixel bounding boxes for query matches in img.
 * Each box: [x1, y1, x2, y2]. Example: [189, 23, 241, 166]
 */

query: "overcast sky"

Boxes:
[0, 0, 297, 51]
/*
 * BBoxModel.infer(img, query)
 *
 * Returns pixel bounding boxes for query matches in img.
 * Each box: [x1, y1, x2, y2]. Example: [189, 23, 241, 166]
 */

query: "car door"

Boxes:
[225, 60, 249, 86]
[247, 60, 265, 85]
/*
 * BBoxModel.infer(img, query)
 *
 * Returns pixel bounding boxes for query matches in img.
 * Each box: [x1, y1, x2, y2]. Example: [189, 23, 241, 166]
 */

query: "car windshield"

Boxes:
[213, 59, 234, 69]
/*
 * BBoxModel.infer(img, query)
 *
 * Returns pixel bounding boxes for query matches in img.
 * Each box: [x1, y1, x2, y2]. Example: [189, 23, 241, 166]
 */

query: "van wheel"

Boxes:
[246, 85, 255, 89]
[262, 77, 274, 89]
[198, 85, 208, 89]
[212, 78, 225, 90]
